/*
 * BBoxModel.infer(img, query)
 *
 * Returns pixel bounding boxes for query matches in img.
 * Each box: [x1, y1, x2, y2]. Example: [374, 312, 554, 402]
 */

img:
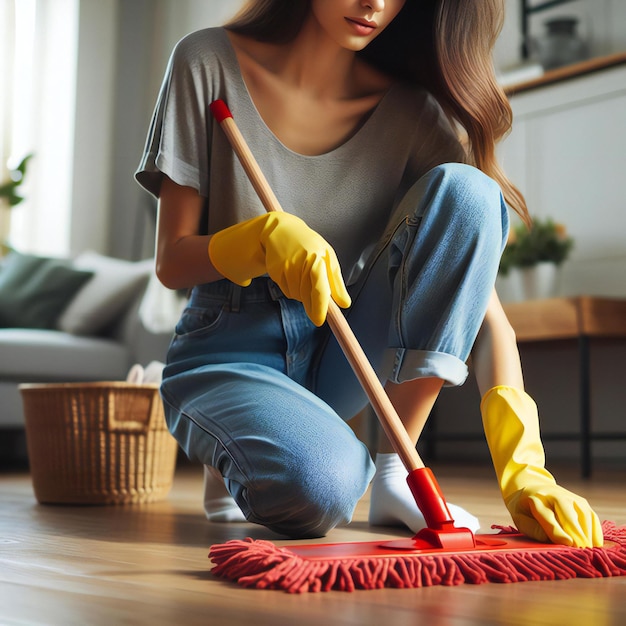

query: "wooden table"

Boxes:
[503, 296, 626, 477]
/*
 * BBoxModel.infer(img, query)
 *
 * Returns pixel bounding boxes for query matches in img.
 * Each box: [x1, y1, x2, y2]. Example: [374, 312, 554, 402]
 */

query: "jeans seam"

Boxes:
[160, 391, 249, 483]
[349, 215, 409, 311]
[394, 216, 421, 351]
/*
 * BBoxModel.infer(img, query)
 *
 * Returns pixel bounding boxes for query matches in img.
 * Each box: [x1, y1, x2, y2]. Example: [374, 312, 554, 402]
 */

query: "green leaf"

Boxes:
[1, 153, 34, 207]
[16, 153, 34, 176]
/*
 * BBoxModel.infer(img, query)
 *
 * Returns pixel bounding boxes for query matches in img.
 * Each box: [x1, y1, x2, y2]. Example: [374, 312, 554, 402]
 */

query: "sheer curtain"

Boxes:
[0, 1, 16, 247]
[0, 0, 79, 256]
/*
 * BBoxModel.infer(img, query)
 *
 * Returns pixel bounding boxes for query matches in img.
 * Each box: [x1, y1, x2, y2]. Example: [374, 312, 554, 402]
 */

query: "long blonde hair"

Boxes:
[227, 0, 529, 225]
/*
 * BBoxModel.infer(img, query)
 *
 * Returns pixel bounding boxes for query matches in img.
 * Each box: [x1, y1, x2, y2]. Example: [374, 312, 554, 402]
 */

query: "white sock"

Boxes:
[368, 453, 480, 533]
[203, 466, 247, 523]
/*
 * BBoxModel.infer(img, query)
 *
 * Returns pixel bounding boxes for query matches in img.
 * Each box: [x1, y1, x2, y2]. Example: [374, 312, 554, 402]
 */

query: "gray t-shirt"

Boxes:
[135, 27, 465, 282]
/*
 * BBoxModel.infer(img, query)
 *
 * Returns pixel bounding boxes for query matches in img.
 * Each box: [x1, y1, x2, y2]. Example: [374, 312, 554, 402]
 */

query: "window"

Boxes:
[1, 0, 79, 256]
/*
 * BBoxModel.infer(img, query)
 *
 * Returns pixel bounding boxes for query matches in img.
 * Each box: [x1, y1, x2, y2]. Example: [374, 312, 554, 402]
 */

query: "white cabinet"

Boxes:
[498, 64, 626, 298]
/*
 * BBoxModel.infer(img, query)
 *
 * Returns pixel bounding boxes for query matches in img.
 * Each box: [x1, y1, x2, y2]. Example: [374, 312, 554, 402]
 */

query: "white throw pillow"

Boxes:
[138, 273, 187, 334]
[57, 251, 152, 335]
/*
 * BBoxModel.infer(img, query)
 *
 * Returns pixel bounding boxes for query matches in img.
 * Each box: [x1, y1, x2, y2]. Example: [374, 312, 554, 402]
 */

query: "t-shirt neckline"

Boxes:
[218, 27, 399, 160]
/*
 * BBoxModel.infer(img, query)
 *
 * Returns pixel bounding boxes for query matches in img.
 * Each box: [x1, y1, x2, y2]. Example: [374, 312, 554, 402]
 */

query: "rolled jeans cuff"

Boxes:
[381, 348, 469, 387]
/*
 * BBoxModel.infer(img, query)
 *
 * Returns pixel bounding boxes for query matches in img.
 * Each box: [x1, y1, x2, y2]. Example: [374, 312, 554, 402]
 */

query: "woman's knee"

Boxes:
[244, 437, 374, 538]
[423, 163, 507, 240]
[162, 374, 374, 538]
[391, 163, 507, 281]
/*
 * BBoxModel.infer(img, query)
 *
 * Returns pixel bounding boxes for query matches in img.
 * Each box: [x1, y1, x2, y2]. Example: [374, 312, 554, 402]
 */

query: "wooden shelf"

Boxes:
[504, 51, 626, 95]
[503, 296, 626, 342]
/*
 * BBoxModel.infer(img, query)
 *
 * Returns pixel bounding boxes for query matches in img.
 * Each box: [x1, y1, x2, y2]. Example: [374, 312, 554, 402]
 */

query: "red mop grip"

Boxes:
[407, 467, 475, 549]
[406, 467, 454, 528]
[210, 100, 233, 123]
[406, 467, 476, 550]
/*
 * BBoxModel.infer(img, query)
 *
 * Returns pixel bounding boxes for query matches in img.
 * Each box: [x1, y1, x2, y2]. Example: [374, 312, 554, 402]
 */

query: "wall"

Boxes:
[107, 0, 243, 260]
[72, 0, 242, 260]
[498, 65, 626, 299]
[69, 0, 118, 256]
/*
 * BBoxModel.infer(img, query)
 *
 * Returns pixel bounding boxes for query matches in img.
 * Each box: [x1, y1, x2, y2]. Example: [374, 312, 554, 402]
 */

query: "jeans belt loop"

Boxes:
[229, 283, 242, 313]
[267, 279, 283, 301]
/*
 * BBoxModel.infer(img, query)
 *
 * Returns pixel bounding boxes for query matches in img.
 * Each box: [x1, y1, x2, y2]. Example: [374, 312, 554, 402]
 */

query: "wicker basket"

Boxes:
[19, 382, 179, 505]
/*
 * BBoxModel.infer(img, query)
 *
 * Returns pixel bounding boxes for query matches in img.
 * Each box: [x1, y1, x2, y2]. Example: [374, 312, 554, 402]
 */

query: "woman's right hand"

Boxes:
[209, 212, 350, 326]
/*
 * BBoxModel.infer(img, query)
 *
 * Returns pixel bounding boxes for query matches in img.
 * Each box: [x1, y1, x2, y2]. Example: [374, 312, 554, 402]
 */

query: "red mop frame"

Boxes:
[210, 522, 626, 593]
[206, 100, 626, 592]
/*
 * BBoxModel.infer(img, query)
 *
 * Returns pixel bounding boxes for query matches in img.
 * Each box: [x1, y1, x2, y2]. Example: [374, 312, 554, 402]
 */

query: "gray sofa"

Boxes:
[0, 250, 174, 464]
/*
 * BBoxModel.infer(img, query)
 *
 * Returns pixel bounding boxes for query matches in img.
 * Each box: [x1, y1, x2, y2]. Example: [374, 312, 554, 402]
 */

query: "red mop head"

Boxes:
[209, 521, 626, 593]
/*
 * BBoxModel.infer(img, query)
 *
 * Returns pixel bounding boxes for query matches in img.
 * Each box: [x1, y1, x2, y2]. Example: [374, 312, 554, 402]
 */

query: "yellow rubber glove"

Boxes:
[480, 386, 603, 548]
[208, 212, 351, 326]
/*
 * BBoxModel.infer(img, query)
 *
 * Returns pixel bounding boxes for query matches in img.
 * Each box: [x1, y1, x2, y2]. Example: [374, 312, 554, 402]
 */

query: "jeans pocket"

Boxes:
[174, 302, 226, 338]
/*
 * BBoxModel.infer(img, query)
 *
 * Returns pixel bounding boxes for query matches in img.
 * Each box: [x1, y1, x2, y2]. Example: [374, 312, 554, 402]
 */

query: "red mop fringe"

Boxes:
[208, 521, 626, 593]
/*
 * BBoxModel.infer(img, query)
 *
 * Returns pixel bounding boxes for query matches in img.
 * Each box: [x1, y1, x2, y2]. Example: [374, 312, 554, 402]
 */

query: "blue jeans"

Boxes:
[160, 164, 509, 538]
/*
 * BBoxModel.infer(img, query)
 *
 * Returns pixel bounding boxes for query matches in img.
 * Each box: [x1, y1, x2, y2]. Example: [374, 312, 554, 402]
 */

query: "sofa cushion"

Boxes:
[0, 382, 32, 427]
[0, 251, 94, 329]
[57, 252, 152, 336]
[0, 328, 130, 381]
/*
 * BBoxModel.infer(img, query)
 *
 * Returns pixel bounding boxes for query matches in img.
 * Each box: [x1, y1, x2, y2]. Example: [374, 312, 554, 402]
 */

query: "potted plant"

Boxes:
[0, 154, 33, 256]
[498, 217, 574, 301]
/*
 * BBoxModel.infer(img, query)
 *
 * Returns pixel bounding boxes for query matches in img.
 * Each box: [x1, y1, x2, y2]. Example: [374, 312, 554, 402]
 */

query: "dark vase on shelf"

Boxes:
[535, 17, 589, 70]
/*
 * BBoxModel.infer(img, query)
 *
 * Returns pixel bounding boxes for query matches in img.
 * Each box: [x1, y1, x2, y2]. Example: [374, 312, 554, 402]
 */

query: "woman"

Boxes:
[136, 0, 601, 546]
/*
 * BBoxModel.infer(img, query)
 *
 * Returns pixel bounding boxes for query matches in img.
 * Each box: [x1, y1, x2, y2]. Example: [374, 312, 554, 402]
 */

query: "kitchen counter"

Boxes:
[503, 51, 626, 95]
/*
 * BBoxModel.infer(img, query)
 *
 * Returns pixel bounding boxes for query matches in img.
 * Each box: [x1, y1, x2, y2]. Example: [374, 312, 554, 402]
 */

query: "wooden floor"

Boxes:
[1, 460, 625, 625]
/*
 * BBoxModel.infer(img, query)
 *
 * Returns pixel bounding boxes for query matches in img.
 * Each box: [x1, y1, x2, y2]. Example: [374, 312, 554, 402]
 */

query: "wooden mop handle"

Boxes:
[210, 100, 424, 472]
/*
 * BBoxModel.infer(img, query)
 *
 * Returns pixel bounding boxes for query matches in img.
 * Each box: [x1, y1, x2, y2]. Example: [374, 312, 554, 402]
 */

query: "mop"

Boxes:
[206, 100, 626, 593]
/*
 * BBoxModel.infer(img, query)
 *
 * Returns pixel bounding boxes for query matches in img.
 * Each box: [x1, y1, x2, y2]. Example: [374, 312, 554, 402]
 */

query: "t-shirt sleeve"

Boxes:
[135, 33, 214, 199]
[411, 93, 467, 173]
[388, 89, 466, 208]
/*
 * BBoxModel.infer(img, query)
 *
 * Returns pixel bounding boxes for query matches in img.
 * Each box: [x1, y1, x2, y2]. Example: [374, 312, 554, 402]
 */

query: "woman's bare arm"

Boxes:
[155, 176, 223, 289]
[472, 289, 524, 395]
